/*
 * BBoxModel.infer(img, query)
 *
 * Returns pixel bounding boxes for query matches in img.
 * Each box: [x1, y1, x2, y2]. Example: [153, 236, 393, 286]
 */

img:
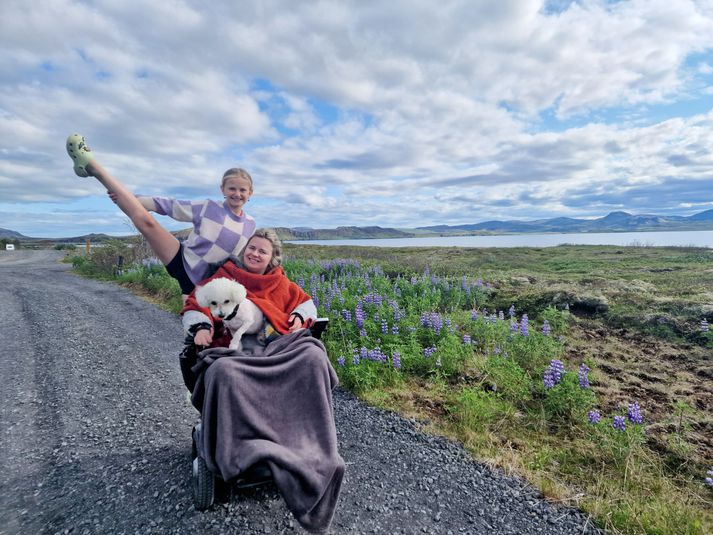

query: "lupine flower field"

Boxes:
[70, 241, 713, 534]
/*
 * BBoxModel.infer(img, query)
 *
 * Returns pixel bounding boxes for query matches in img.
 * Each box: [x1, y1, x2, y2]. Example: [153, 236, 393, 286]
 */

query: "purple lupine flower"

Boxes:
[701, 318, 710, 333]
[541, 320, 551, 336]
[493, 346, 501, 356]
[463, 334, 471, 345]
[612, 415, 627, 431]
[543, 359, 566, 389]
[475, 278, 483, 287]
[588, 410, 601, 424]
[359, 328, 366, 337]
[435, 356, 442, 368]
[355, 302, 365, 328]
[520, 314, 529, 336]
[471, 310, 478, 320]
[381, 320, 389, 334]
[508, 305, 516, 318]
[498, 310, 504, 321]
[423, 346, 436, 358]
[627, 402, 643, 424]
[391, 324, 399, 335]
[351, 348, 360, 366]
[342, 309, 352, 322]
[392, 352, 401, 370]
[578, 364, 590, 388]
[337, 356, 345, 367]
[510, 320, 519, 333]
[705, 470, 713, 487]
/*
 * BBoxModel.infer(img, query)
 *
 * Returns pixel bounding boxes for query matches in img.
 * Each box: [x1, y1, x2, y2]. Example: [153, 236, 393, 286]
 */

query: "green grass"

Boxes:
[67, 242, 713, 534]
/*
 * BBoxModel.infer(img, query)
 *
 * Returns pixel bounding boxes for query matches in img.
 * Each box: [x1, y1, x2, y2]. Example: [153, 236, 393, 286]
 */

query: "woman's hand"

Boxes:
[107, 191, 118, 204]
[194, 327, 214, 346]
[288, 314, 304, 332]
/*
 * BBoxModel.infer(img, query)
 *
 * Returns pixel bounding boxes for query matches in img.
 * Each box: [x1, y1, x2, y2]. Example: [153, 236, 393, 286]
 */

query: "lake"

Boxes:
[288, 230, 713, 248]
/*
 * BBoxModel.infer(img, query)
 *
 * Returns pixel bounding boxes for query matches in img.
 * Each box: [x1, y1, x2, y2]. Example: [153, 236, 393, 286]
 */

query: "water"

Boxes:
[288, 230, 713, 248]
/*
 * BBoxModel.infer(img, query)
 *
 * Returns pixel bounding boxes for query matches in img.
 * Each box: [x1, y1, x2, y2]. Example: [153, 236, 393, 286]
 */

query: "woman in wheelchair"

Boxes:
[180, 228, 344, 534]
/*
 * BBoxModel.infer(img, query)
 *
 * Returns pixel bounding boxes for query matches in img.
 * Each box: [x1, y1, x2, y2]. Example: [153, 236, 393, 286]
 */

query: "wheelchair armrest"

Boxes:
[309, 317, 329, 339]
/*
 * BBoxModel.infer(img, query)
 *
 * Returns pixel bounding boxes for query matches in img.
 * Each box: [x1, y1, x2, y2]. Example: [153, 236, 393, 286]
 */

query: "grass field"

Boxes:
[68, 240, 713, 534]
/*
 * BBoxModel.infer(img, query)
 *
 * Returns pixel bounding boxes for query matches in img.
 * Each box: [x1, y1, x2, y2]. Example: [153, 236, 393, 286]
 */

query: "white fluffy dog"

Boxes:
[195, 277, 264, 350]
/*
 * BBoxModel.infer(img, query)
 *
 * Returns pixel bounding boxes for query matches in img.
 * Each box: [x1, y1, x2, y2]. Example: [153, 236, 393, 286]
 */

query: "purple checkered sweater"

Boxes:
[146, 196, 256, 285]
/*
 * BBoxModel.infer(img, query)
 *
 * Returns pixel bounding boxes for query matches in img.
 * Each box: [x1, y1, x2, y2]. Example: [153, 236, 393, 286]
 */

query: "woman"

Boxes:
[181, 228, 317, 347]
[182, 229, 343, 533]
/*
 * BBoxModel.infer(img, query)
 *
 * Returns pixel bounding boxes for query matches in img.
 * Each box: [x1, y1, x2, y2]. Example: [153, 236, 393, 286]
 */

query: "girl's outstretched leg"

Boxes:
[66, 134, 179, 265]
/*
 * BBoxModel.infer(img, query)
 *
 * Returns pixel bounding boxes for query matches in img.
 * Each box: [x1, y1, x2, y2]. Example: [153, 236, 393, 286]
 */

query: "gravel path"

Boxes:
[0, 250, 605, 534]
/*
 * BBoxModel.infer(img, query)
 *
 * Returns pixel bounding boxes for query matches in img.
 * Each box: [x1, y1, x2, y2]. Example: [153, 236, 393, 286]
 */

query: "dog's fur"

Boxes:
[195, 277, 264, 350]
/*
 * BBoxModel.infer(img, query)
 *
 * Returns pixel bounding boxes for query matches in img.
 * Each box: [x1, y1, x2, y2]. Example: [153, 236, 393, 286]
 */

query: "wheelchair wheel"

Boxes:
[192, 455, 215, 510]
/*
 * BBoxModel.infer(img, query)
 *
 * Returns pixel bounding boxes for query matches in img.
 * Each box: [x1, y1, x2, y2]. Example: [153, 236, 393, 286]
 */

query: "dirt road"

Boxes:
[0, 250, 602, 534]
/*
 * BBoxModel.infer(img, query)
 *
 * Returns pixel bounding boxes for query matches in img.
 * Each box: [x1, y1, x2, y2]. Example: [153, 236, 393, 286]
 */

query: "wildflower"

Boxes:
[578, 364, 590, 388]
[588, 410, 601, 424]
[391, 324, 400, 335]
[392, 351, 401, 370]
[435, 356, 442, 368]
[359, 328, 366, 337]
[541, 320, 551, 336]
[612, 415, 627, 432]
[510, 320, 519, 333]
[351, 348, 360, 366]
[471, 310, 478, 320]
[543, 359, 566, 389]
[341, 309, 352, 322]
[498, 310, 504, 321]
[381, 320, 389, 334]
[355, 302, 365, 329]
[520, 314, 529, 336]
[627, 402, 643, 424]
[423, 346, 436, 358]
[462, 334, 471, 345]
[337, 356, 345, 367]
[493, 346, 501, 356]
[701, 318, 709, 333]
[508, 305, 515, 318]
[705, 470, 713, 487]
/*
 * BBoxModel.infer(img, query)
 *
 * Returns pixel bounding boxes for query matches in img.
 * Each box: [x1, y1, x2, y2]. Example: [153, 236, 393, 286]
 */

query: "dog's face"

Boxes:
[195, 278, 248, 320]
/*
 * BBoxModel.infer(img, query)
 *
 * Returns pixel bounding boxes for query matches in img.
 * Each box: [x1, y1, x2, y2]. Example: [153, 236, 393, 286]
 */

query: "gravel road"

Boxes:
[0, 250, 604, 535]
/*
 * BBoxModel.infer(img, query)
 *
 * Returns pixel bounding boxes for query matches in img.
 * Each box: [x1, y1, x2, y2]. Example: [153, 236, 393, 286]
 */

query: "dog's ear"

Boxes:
[232, 282, 247, 302]
[194, 285, 208, 307]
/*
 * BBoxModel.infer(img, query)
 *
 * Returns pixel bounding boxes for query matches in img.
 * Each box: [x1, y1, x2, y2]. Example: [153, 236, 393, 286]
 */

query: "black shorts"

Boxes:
[165, 244, 195, 295]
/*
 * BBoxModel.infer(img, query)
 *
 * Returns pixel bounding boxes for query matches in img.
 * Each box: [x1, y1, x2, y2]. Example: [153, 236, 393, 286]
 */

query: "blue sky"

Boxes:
[1, 0, 713, 238]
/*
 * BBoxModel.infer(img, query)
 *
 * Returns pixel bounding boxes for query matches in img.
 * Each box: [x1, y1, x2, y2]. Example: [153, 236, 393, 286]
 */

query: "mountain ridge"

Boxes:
[2, 209, 712, 242]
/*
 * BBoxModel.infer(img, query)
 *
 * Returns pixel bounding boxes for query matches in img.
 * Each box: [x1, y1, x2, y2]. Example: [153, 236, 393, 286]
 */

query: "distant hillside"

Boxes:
[0, 227, 29, 239]
[273, 226, 416, 241]
[4, 209, 713, 243]
[417, 209, 713, 235]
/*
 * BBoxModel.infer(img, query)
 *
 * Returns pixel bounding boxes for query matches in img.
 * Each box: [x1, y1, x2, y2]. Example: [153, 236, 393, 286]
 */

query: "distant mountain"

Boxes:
[3, 209, 713, 243]
[0, 227, 29, 239]
[416, 209, 713, 235]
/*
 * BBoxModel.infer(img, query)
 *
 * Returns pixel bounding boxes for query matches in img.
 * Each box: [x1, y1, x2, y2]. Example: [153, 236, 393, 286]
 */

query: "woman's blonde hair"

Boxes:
[241, 228, 283, 270]
[221, 168, 253, 189]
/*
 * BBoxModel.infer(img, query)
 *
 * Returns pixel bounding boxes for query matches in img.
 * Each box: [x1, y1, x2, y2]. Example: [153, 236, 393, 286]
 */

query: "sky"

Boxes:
[1, 0, 713, 238]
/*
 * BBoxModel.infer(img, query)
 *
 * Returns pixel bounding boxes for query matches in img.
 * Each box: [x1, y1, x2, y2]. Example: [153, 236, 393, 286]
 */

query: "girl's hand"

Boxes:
[194, 328, 214, 347]
[288, 314, 304, 332]
[108, 191, 118, 204]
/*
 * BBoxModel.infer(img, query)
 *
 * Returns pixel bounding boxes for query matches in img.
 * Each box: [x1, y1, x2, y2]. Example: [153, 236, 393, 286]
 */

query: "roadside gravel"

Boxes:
[0, 250, 605, 534]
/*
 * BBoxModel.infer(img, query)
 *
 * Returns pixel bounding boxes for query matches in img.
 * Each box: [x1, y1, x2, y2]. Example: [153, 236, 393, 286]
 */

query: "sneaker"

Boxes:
[66, 134, 94, 177]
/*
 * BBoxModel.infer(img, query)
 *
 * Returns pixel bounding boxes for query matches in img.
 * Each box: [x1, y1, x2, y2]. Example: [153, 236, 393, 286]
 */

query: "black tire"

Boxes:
[192, 455, 215, 511]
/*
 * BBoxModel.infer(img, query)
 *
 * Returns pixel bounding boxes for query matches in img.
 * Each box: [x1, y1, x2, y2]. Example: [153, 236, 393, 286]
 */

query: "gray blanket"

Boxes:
[191, 330, 344, 533]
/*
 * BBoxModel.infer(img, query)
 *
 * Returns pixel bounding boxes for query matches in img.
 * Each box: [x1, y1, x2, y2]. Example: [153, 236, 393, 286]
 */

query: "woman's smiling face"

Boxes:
[243, 236, 273, 274]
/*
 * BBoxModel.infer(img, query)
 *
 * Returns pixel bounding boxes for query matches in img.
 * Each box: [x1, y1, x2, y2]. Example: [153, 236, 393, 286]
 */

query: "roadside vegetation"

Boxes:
[66, 240, 713, 534]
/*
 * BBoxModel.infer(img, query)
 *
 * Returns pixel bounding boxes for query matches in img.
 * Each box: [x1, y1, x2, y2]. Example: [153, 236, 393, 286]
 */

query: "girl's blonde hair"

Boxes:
[241, 228, 283, 270]
[221, 168, 253, 189]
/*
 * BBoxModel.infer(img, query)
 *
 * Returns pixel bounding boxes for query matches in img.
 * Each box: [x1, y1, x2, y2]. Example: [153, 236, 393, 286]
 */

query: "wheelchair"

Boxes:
[180, 319, 329, 511]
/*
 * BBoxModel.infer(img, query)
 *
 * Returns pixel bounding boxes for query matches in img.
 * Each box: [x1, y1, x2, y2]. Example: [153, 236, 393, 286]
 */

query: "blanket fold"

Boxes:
[191, 330, 344, 533]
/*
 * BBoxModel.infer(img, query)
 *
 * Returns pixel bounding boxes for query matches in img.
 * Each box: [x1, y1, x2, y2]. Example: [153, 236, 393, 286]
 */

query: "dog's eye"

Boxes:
[210, 301, 217, 306]
[224, 299, 230, 304]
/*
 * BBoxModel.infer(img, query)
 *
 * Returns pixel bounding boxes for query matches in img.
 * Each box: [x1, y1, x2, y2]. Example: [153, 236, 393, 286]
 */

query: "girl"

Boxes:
[66, 134, 256, 298]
